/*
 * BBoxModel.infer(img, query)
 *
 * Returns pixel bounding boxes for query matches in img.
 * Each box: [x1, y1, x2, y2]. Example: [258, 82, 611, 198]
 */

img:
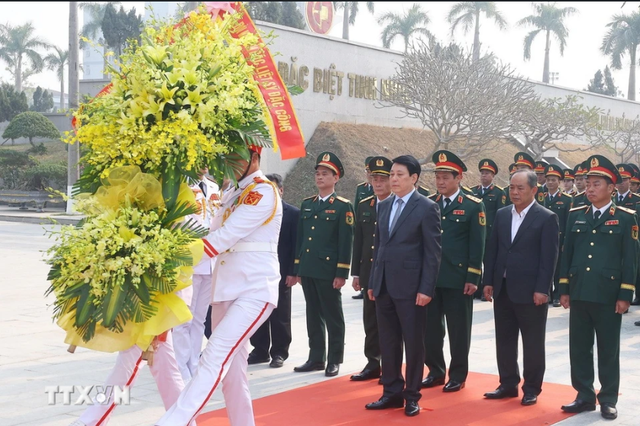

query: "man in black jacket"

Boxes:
[483, 169, 559, 406]
[248, 173, 300, 368]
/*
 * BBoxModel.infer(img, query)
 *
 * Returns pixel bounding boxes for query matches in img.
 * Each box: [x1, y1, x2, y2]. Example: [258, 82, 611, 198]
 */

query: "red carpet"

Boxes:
[198, 371, 577, 425]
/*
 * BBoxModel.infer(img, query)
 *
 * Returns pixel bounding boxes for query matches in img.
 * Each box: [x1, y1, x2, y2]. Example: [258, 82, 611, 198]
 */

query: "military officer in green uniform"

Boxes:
[612, 164, 640, 210]
[422, 150, 486, 392]
[542, 164, 573, 307]
[294, 152, 355, 377]
[559, 155, 638, 420]
[535, 160, 549, 191]
[472, 159, 505, 300]
[504, 163, 517, 207]
[417, 183, 431, 197]
[354, 156, 374, 210]
[514, 152, 546, 204]
[572, 161, 589, 208]
[350, 156, 393, 382]
[563, 169, 577, 195]
[629, 164, 640, 194]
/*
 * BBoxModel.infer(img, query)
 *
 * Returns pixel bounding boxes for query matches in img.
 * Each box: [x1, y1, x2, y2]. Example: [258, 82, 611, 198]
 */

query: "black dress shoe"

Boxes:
[443, 380, 465, 392]
[601, 403, 618, 420]
[561, 399, 596, 413]
[325, 363, 340, 377]
[421, 376, 445, 388]
[365, 396, 404, 410]
[405, 400, 420, 416]
[269, 355, 284, 368]
[352, 292, 364, 299]
[350, 367, 381, 381]
[484, 387, 518, 399]
[553, 299, 561, 307]
[521, 394, 537, 406]
[631, 298, 640, 306]
[293, 360, 325, 372]
[247, 353, 270, 365]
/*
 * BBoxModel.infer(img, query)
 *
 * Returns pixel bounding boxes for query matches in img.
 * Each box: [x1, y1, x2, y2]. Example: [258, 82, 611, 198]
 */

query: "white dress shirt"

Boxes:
[592, 201, 612, 219]
[389, 189, 415, 231]
[511, 199, 537, 243]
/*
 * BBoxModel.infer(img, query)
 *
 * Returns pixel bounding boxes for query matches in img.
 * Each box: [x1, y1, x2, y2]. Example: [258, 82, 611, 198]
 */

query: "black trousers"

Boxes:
[249, 283, 292, 359]
[362, 287, 380, 369]
[494, 281, 548, 395]
[376, 290, 426, 402]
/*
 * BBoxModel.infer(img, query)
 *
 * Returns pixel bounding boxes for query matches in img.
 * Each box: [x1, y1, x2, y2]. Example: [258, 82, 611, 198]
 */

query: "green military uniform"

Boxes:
[294, 152, 354, 366]
[535, 160, 549, 194]
[572, 191, 588, 208]
[351, 156, 392, 375]
[354, 157, 374, 211]
[564, 168, 577, 196]
[473, 159, 506, 299]
[559, 155, 638, 409]
[503, 163, 517, 207]
[514, 152, 546, 204]
[424, 151, 486, 386]
[542, 164, 573, 303]
[417, 185, 431, 197]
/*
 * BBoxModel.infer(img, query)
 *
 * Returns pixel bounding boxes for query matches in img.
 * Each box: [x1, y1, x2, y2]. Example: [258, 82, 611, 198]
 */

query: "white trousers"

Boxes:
[156, 298, 274, 426]
[78, 331, 195, 425]
[173, 273, 213, 381]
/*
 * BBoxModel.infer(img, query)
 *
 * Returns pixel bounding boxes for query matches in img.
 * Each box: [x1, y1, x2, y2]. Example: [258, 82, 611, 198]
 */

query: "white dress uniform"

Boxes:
[156, 170, 282, 426]
[173, 177, 221, 382]
[71, 331, 195, 426]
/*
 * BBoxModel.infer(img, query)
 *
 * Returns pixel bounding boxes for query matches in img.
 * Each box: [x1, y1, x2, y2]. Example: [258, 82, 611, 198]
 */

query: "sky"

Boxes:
[1, 2, 639, 98]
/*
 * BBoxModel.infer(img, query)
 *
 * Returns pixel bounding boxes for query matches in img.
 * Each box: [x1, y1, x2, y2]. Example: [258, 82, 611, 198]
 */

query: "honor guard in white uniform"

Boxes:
[69, 330, 194, 426]
[156, 146, 282, 426]
[173, 169, 221, 382]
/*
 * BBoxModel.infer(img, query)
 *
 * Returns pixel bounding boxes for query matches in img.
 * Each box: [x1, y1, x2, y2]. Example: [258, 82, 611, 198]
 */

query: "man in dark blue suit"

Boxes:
[482, 169, 559, 406]
[248, 173, 300, 368]
[364, 155, 442, 417]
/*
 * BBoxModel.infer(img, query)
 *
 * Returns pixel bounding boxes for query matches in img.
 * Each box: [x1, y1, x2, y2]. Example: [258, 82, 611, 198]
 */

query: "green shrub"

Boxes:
[0, 149, 35, 189]
[23, 161, 67, 190]
[27, 143, 48, 155]
[2, 111, 61, 147]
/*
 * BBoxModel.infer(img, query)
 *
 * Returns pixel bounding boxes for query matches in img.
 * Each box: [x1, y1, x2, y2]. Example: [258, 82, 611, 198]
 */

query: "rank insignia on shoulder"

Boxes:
[633, 225, 638, 240]
[618, 206, 636, 214]
[243, 191, 263, 206]
[337, 196, 351, 203]
[605, 220, 619, 226]
[570, 205, 589, 212]
[346, 211, 354, 225]
[465, 194, 482, 203]
[479, 211, 486, 226]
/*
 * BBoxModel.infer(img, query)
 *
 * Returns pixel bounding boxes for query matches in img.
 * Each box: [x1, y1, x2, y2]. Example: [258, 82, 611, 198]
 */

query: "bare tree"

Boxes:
[592, 113, 640, 163]
[517, 95, 603, 160]
[380, 40, 538, 164]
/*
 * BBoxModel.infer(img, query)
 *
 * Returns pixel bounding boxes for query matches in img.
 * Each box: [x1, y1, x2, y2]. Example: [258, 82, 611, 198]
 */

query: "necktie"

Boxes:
[619, 195, 624, 204]
[549, 194, 554, 203]
[444, 197, 451, 210]
[199, 181, 207, 197]
[594, 210, 601, 220]
[389, 198, 404, 232]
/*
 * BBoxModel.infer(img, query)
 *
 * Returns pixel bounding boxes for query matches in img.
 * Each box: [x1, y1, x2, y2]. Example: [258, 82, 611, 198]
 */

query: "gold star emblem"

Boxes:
[439, 152, 447, 163]
[591, 157, 599, 168]
[376, 159, 384, 167]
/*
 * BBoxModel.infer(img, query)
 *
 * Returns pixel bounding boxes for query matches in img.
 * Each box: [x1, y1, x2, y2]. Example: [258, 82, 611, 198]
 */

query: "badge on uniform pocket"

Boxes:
[479, 212, 486, 226]
[346, 211, 354, 225]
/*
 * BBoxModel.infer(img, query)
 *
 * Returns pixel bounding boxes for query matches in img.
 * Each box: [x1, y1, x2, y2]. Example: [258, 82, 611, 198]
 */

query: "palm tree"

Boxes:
[79, 2, 121, 42]
[448, 2, 508, 62]
[333, 2, 374, 40]
[0, 23, 50, 92]
[377, 4, 431, 52]
[517, 3, 577, 84]
[45, 46, 69, 110]
[601, 11, 640, 101]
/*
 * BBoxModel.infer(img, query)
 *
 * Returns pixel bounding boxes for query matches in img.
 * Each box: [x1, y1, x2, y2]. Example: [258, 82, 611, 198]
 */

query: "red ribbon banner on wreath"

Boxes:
[225, 2, 306, 160]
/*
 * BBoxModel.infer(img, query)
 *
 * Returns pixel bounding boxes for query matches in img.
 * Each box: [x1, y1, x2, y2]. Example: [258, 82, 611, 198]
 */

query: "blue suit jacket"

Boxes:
[370, 190, 442, 299]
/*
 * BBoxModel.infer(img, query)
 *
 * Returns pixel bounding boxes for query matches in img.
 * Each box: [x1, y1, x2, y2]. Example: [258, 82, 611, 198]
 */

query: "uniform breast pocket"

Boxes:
[302, 212, 313, 220]
[600, 226, 621, 236]
[449, 215, 467, 224]
[571, 224, 588, 233]
[320, 214, 337, 222]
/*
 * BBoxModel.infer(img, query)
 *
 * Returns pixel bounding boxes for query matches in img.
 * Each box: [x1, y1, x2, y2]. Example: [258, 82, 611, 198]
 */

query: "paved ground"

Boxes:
[2, 219, 640, 425]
